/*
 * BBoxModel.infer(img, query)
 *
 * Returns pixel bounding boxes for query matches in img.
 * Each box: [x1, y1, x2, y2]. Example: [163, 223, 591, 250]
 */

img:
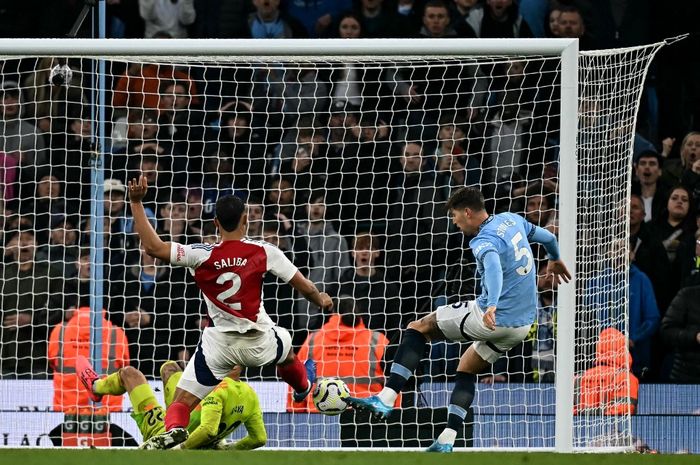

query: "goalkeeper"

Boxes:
[76, 356, 266, 450]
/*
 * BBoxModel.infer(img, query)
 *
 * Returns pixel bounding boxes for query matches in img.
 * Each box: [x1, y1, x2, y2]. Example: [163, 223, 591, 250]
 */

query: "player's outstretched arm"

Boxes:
[527, 224, 572, 284]
[288, 271, 334, 311]
[128, 175, 171, 262]
[175, 394, 224, 450]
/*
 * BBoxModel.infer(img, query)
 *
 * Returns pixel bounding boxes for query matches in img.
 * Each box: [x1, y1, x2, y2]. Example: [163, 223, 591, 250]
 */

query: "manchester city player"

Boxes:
[347, 187, 571, 452]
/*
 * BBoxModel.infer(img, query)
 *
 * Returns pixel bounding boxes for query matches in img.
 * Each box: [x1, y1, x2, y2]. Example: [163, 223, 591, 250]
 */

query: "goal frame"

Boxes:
[0, 37, 579, 452]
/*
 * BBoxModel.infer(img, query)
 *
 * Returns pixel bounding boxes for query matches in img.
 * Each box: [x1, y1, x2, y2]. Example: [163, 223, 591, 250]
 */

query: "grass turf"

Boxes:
[0, 450, 696, 465]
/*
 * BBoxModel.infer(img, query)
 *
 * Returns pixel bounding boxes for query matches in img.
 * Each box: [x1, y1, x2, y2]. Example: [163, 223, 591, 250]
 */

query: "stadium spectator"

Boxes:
[680, 229, 700, 288]
[588, 241, 661, 380]
[0, 150, 19, 205]
[545, 2, 562, 37]
[393, 0, 422, 35]
[47, 108, 94, 206]
[449, 0, 479, 37]
[483, 90, 533, 186]
[63, 248, 127, 320]
[139, 0, 196, 38]
[1, 229, 64, 377]
[295, 190, 351, 331]
[465, 0, 534, 39]
[632, 151, 670, 223]
[655, 185, 697, 268]
[20, 173, 67, 239]
[660, 285, 700, 383]
[663, 132, 700, 189]
[434, 119, 480, 188]
[184, 187, 205, 242]
[556, 5, 592, 49]
[158, 79, 206, 165]
[47, 306, 129, 412]
[289, 296, 389, 412]
[282, 0, 352, 37]
[265, 176, 299, 223]
[524, 189, 558, 236]
[574, 327, 639, 415]
[246, 197, 265, 241]
[357, 0, 401, 38]
[200, 149, 247, 220]
[420, 0, 461, 38]
[36, 214, 80, 278]
[0, 80, 47, 167]
[340, 232, 402, 343]
[278, 144, 316, 203]
[157, 189, 188, 243]
[246, 0, 307, 38]
[112, 62, 199, 112]
[128, 150, 173, 210]
[629, 194, 673, 312]
[333, 11, 362, 38]
[518, 0, 548, 38]
[385, 141, 450, 315]
[585, 0, 652, 49]
[212, 103, 268, 192]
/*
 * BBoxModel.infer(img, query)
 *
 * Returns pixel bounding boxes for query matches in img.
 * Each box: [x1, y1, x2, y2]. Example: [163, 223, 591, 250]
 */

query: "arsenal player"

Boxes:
[125, 175, 333, 449]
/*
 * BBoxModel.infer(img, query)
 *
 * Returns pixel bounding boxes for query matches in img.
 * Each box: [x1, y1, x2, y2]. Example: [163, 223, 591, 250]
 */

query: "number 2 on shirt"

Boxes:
[510, 232, 533, 276]
[216, 272, 243, 310]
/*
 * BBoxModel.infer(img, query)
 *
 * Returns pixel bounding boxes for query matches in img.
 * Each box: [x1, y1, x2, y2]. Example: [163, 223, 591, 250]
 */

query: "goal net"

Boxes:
[0, 39, 662, 450]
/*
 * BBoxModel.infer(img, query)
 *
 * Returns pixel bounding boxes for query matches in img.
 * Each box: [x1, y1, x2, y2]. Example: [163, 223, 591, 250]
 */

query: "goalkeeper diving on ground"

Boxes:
[76, 356, 266, 450]
[347, 186, 572, 452]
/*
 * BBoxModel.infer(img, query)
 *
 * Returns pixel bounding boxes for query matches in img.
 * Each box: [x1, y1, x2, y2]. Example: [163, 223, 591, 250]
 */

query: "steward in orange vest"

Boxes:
[574, 327, 639, 416]
[289, 297, 389, 412]
[48, 307, 130, 412]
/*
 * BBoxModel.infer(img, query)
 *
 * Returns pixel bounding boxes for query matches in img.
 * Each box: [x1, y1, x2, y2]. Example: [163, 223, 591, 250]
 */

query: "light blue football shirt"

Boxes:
[470, 212, 538, 327]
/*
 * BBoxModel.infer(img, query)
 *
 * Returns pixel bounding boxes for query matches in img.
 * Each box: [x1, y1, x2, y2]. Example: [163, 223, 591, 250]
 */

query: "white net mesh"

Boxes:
[0, 41, 661, 449]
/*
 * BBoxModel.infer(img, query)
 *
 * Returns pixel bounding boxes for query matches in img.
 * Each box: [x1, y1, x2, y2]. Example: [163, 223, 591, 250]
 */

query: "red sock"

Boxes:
[165, 401, 191, 431]
[277, 357, 308, 393]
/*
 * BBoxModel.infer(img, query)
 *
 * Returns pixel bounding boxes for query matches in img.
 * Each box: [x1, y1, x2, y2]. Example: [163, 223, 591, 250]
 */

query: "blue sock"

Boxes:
[447, 371, 476, 431]
[386, 328, 427, 392]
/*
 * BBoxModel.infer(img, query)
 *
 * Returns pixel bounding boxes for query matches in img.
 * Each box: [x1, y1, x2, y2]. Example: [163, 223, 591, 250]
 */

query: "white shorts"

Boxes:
[435, 300, 531, 364]
[178, 325, 292, 399]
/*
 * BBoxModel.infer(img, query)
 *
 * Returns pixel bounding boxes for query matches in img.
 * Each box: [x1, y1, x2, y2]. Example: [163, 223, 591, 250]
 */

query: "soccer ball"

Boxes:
[312, 378, 350, 415]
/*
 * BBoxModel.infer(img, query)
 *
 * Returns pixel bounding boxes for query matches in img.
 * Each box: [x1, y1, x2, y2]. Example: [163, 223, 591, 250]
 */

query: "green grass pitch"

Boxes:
[0, 450, 696, 465]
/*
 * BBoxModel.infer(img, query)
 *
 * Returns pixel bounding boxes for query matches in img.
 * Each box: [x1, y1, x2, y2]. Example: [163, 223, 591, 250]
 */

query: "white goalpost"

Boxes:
[0, 38, 664, 451]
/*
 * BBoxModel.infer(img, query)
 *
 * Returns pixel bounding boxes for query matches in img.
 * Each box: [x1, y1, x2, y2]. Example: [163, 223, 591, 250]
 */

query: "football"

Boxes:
[312, 378, 350, 415]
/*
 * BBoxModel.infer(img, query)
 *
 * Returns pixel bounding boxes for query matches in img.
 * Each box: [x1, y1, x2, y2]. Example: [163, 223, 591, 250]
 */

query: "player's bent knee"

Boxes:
[160, 360, 181, 382]
[119, 366, 147, 387]
[407, 313, 440, 340]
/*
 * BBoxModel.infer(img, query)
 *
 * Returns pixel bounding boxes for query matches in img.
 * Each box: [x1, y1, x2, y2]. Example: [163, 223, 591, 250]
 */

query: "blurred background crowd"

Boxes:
[0, 0, 699, 399]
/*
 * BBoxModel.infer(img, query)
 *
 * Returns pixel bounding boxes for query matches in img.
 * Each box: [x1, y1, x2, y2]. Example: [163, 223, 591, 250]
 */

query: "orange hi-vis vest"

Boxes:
[574, 327, 639, 416]
[48, 307, 130, 412]
[288, 314, 390, 412]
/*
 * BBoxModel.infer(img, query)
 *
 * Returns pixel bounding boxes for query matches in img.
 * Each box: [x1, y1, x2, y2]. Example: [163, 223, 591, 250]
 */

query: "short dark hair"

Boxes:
[445, 187, 485, 212]
[636, 150, 663, 168]
[215, 195, 245, 232]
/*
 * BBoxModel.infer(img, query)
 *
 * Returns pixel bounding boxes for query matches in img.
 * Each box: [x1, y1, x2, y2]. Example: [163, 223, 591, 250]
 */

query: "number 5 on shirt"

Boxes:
[510, 232, 533, 276]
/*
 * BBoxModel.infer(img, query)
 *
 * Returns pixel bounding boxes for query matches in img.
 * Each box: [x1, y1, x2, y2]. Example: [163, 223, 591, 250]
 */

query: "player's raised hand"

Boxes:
[128, 175, 148, 202]
[547, 259, 572, 284]
[483, 306, 497, 331]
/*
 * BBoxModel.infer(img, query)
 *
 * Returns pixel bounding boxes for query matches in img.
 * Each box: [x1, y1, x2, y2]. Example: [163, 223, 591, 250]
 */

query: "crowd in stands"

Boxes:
[0, 1, 699, 405]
